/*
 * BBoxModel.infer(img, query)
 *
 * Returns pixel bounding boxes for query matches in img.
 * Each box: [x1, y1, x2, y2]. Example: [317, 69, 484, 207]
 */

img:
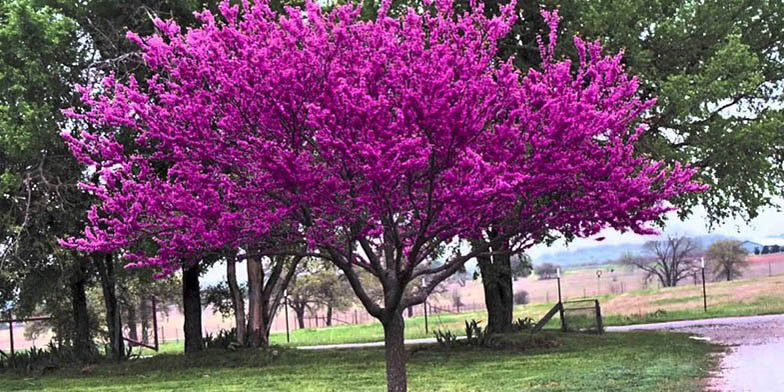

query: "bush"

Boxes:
[433, 329, 458, 348]
[512, 317, 535, 332]
[204, 328, 241, 350]
[464, 319, 498, 347]
[513, 290, 529, 305]
[0, 341, 85, 375]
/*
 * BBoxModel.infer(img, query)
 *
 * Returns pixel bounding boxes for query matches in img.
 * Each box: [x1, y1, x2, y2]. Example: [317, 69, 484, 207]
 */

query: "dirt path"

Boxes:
[607, 314, 784, 392]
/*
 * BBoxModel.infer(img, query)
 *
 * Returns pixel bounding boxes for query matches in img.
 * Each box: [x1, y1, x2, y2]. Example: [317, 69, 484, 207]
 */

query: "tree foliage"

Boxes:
[533, 263, 560, 280]
[706, 239, 748, 281]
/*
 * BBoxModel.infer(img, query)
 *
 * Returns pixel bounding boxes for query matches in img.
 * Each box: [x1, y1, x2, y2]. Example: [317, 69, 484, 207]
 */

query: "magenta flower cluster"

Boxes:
[61, 0, 703, 278]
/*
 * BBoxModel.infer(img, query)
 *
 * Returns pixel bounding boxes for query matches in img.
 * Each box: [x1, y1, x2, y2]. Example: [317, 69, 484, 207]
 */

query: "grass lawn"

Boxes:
[1, 331, 720, 392]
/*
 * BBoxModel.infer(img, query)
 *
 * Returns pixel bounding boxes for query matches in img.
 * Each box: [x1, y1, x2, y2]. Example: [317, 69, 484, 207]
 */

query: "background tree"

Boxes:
[284, 264, 353, 327]
[0, 0, 96, 359]
[621, 235, 702, 287]
[706, 240, 749, 281]
[534, 263, 560, 280]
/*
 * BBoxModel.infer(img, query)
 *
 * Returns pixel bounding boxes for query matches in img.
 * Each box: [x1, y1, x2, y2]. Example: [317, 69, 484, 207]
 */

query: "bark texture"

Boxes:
[382, 312, 408, 392]
[96, 253, 124, 361]
[182, 264, 204, 353]
[226, 254, 247, 345]
[70, 257, 92, 360]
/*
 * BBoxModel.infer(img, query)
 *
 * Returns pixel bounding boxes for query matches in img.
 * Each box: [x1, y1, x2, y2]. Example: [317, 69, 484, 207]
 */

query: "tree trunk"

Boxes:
[126, 300, 139, 342]
[140, 301, 150, 344]
[70, 257, 92, 360]
[727, 267, 731, 281]
[326, 305, 333, 326]
[246, 255, 265, 348]
[382, 312, 407, 392]
[226, 254, 247, 345]
[182, 264, 204, 354]
[475, 236, 514, 334]
[295, 305, 306, 329]
[95, 253, 124, 361]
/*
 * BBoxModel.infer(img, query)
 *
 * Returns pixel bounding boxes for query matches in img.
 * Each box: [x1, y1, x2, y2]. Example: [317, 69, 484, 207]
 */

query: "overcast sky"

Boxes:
[527, 201, 784, 260]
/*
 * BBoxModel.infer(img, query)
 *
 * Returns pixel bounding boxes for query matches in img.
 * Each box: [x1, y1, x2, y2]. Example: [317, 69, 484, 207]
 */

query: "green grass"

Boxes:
[1, 331, 720, 391]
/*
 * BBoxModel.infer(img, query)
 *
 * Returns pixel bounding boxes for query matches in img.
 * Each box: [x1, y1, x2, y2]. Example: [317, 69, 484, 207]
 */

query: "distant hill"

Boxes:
[533, 233, 738, 267]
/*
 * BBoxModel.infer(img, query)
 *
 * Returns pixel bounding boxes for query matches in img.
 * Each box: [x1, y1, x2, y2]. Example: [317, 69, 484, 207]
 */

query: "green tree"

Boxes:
[707, 240, 749, 281]
[0, 0, 95, 358]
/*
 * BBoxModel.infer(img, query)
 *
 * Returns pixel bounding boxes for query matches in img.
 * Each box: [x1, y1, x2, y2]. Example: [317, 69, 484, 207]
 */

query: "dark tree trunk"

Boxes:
[246, 255, 265, 348]
[475, 235, 514, 334]
[140, 301, 150, 344]
[95, 253, 124, 361]
[182, 264, 204, 354]
[727, 268, 731, 281]
[70, 257, 92, 360]
[126, 300, 139, 342]
[382, 311, 407, 392]
[326, 305, 333, 326]
[226, 254, 247, 345]
[294, 305, 306, 329]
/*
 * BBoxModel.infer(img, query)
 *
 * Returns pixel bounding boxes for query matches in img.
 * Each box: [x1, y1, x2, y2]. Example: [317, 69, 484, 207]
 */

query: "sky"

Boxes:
[526, 201, 784, 260]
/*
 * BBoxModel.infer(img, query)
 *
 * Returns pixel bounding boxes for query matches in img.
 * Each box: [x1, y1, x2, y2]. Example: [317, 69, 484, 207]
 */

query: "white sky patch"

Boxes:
[527, 199, 784, 260]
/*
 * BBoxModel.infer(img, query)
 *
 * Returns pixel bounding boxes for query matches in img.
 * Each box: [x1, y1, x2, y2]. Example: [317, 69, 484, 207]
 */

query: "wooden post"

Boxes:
[423, 302, 428, 334]
[595, 300, 604, 333]
[8, 319, 14, 358]
[151, 296, 159, 351]
[284, 293, 290, 343]
[557, 269, 566, 331]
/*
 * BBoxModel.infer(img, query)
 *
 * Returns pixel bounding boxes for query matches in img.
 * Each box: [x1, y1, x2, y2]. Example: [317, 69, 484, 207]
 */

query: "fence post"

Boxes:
[423, 302, 428, 334]
[595, 300, 604, 333]
[8, 319, 14, 358]
[151, 296, 159, 351]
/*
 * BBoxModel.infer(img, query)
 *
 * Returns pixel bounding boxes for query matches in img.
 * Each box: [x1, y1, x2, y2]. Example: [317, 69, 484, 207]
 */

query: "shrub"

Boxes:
[0, 341, 86, 375]
[513, 290, 529, 305]
[513, 317, 535, 332]
[433, 329, 458, 348]
[204, 328, 241, 350]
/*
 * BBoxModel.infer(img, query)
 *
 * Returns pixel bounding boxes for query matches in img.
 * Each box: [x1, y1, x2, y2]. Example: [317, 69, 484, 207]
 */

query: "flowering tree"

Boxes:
[61, 0, 703, 390]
